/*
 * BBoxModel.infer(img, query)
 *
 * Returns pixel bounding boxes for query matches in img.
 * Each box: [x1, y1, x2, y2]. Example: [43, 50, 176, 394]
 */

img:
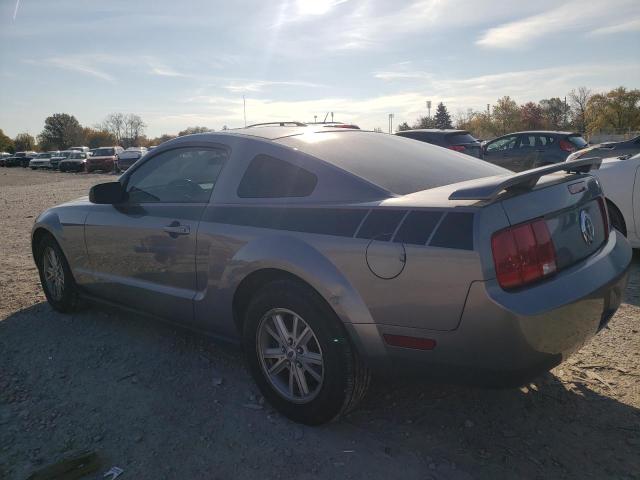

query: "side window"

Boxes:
[519, 135, 536, 148]
[486, 136, 518, 152]
[237, 155, 318, 198]
[126, 147, 227, 203]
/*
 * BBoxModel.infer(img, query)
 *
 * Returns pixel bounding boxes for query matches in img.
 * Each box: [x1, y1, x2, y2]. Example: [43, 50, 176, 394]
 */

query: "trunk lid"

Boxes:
[499, 174, 607, 270]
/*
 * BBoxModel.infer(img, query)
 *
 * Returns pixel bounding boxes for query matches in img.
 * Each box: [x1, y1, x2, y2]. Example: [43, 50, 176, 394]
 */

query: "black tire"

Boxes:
[243, 279, 370, 425]
[607, 201, 627, 237]
[30, 167, 37, 170]
[36, 234, 80, 313]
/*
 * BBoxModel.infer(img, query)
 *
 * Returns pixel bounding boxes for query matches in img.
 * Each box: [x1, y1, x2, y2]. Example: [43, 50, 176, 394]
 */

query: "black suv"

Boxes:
[395, 129, 482, 158]
[481, 131, 588, 172]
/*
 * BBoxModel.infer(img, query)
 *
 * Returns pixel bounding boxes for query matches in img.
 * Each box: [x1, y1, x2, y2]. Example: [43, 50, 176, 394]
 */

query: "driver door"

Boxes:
[83, 146, 227, 323]
[483, 135, 519, 170]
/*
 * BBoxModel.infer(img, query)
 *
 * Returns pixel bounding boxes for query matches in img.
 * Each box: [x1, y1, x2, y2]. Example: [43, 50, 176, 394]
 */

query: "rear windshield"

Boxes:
[446, 132, 478, 145]
[93, 147, 115, 156]
[277, 131, 507, 195]
[568, 135, 588, 148]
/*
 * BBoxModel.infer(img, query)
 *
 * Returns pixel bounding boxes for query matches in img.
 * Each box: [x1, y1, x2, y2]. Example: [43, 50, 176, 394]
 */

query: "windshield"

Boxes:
[69, 152, 86, 159]
[36, 153, 51, 158]
[93, 148, 115, 156]
[568, 135, 588, 148]
[446, 132, 479, 144]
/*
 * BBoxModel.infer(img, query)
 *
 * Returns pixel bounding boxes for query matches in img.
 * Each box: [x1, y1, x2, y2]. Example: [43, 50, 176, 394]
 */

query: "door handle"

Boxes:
[163, 224, 190, 236]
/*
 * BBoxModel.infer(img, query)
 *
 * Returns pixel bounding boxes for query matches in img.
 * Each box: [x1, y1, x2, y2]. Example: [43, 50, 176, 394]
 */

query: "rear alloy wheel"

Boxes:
[243, 280, 370, 425]
[37, 235, 79, 313]
[257, 308, 325, 403]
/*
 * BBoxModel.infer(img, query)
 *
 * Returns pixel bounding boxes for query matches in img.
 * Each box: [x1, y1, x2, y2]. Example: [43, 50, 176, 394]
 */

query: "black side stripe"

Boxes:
[205, 206, 474, 250]
[206, 206, 367, 237]
[356, 209, 407, 241]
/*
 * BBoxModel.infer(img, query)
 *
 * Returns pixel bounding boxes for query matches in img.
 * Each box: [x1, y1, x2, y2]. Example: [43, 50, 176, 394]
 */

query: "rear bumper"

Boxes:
[87, 158, 115, 170]
[59, 162, 85, 172]
[346, 230, 632, 386]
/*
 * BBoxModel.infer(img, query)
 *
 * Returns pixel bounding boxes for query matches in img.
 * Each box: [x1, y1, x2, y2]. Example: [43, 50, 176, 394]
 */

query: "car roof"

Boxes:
[396, 129, 468, 134]
[501, 130, 579, 136]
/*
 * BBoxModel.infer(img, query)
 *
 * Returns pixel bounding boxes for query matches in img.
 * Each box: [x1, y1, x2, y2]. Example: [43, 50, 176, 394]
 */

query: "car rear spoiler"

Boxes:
[448, 157, 602, 201]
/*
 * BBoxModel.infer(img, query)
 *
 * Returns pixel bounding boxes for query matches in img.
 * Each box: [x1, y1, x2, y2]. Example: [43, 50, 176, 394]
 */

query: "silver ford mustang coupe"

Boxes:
[32, 126, 632, 425]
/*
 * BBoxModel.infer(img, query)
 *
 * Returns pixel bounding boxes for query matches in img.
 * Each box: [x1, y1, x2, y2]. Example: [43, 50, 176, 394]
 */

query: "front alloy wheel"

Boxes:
[37, 235, 79, 313]
[42, 246, 65, 301]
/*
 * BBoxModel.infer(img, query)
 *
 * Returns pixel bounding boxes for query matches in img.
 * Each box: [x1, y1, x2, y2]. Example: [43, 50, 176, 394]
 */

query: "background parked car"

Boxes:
[58, 151, 89, 172]
[29, 151, 59, 170]
[69, 146, 91, 153]
[50, 150, 73, 170]
[6, 151, 38, 167]
[482, 131, 588, 172]
[116, 146, 147, 171]
[0, 152, 12, 166]
[566, 135, 640, 162]
[86, 146, 124, 173]
[577, 152, 640, 248]
[395, 129, 483, 158]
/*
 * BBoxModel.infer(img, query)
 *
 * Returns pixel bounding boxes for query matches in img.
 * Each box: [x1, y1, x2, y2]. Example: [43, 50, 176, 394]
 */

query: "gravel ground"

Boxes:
[1, 167, 639, 480]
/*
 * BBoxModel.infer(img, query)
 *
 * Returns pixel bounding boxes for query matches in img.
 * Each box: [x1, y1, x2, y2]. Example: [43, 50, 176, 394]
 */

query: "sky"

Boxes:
[0, 0, 639, 137]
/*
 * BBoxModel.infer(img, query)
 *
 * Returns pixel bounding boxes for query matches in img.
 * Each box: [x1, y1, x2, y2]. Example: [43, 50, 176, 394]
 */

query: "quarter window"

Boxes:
[126, 147, 227, 203]
[237, 155, 318, 198]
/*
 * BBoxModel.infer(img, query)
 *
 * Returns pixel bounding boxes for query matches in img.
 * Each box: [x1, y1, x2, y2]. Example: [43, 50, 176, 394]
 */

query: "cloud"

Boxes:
[477, 0, 639, 49]
[38, 56, 117, 82]
[223, 80, 322, 93]
[591, 17, 640, 35]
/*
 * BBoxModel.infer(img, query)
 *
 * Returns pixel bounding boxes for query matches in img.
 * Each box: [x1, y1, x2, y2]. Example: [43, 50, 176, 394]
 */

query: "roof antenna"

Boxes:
[323, 112, 330, 123]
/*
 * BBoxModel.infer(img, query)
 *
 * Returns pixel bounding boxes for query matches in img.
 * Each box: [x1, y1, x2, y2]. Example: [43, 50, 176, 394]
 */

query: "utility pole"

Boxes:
[426, 100, 432, 119]
[388, 113, 394, 134]
[314, 115, 317, 124]
[331, 112, 334, 122]
[243, 95, 247, 127]
[487, 104, 490, 118]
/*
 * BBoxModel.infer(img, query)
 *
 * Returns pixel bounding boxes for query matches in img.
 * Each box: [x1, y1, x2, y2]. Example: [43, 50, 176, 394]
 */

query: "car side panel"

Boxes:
[194, 203, 487, 339]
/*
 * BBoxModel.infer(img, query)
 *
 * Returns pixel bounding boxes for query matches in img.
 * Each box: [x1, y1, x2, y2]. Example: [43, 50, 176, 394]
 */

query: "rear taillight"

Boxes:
[559, 139, 576, 152]
[447, 145, 466, 152]
[491, 219, 557, 290]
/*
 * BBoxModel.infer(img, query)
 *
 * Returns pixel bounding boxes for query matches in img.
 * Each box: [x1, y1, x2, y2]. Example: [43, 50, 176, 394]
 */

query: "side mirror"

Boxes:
[89, 182, 126, 204]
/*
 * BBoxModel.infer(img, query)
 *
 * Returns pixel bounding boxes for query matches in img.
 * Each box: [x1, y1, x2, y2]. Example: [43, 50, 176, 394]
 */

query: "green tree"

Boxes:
[178, 126, 211, 136]
[540, 97, 570, 130]
[0, 129, 15, 153]
[413, 116, 436, 129]
[38, 113, 84, 149]
[520, 102, 544, 129]
[14, 132, 37, 152]
[396, 121, 411, 131]
[84, 128, 117, 148]
[586, 87, 640, 134]
[568, 87, 592, 133]
[147, 134, 176, 146]
[492, 96, 521, 134]
[433, 102, 453, 129]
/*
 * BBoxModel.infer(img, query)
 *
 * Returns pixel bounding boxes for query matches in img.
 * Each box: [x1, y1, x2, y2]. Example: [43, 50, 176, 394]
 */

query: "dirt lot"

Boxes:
[1, 167, 639, 480]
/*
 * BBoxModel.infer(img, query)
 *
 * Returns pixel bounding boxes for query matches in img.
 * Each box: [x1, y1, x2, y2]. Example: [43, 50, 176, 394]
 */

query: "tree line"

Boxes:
[2, 85, 638, 153]
[0, 113, 212, 153]
[397, 86, 640, 140]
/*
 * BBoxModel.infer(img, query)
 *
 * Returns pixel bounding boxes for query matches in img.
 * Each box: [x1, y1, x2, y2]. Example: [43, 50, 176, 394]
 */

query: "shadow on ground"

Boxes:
[1, 300, 638, 480]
